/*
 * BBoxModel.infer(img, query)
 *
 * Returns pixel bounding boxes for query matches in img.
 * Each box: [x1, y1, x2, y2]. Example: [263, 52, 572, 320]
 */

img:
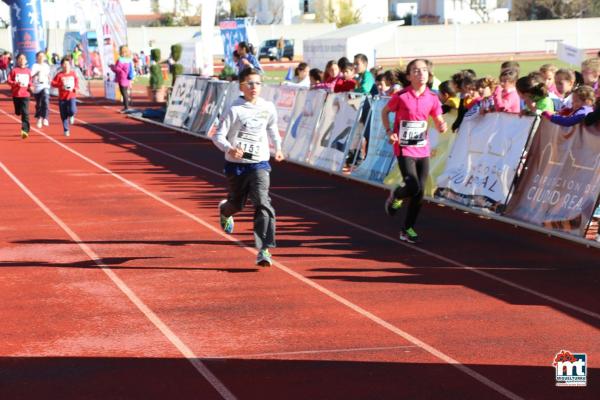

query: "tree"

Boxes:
[511, 0, 600, 20]
[230, 0, 248, 17]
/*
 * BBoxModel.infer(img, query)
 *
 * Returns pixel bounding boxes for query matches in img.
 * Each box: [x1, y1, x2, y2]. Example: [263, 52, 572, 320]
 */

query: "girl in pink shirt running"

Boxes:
[381, 59, 448, 243]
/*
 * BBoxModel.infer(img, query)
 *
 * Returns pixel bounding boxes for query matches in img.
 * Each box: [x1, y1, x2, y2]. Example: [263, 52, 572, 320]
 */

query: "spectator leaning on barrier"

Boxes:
[542, 85, 595, 127]
[382, 59, 448, 244]
[323, 60, 340, 91]
[7, 53, 33, 139]
[283, 62, 310, 88]
[310, 68, 329, 90]
[553, 68, 576, 112]
[451, 69, 476, 132]
[493, 67, 521, 113]
[540, 64, 559, 96]
[438, 80, 459, 114]
[476, 76, 498, 113]
[517, 72, 554, 114]
[212, 67, 284, 267]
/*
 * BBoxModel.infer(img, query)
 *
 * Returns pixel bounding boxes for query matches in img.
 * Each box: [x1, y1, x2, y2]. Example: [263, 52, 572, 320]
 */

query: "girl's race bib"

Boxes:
[399, 120, 427, 147]
[16, 73, 29, 87]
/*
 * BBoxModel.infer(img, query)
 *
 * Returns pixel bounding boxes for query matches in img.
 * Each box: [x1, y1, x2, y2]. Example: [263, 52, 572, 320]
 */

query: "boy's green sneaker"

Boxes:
[256, 249, 272, 267]
[21, 130, 29, 139]
[218, 199, 234, 234]
[399, 228, 420, 244]
[385, 190, 403, 216]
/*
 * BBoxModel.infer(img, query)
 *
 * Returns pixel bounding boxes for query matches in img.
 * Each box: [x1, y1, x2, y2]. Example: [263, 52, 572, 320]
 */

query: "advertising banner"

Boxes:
[308, 93, 364, 172]
[182, 78, 209, 131]
[219, 18, 250, 68]
[164, 75, 197, 128]
[351, 97, 396, 184]
[505, 119, 600, 236]
[281, 89, 327, 162]
[99, 0, 128, 100]
[191, 80, 229, 136]
[435, 112, 536, 209]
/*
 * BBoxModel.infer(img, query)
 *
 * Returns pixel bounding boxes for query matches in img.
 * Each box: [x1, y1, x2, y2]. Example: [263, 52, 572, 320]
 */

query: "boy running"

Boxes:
[51, 57, 78, 137]
[212, 68, 284, 266]
[7, 53, 33, 139]
[382, 59, 448, 243]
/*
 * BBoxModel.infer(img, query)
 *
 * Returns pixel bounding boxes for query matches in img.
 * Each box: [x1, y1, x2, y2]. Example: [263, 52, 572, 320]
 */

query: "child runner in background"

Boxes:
[51, 57, 78, 137]
[581, 58, 600, 92]
[382, 59, 448, 243]
[516, 72, 554, 114]
[7, 53, 32, 139]
[493, 67, 520, 113]
[542, 86, 595, 126]
[334, 63, 357, 93]
[31, 51, 51, 129]
[476, 76, 498, 113]
[539, 64, 559, 96]
[553, 68, 576, 112]
[212, 68, 284, 267]
[438, 80, 460, 114]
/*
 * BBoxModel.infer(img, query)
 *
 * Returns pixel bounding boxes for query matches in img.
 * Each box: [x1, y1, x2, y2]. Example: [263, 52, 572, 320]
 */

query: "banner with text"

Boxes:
[164, 75, 197, 128]
[505, 119, 600, 237]
[182, 78, 209, 131]
[191, 80, 229, 136]
[282, 89, 327, 163]
[308, 93, 365, 172]
[435, 113, 536, 210]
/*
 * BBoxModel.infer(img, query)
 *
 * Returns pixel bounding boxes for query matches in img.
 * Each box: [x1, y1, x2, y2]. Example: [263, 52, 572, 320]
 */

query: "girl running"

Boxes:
[382, 59, 448, 243]
[31, 51, 51, 128]
[7, 53, 32, 139]
[51, 57, 78, 137]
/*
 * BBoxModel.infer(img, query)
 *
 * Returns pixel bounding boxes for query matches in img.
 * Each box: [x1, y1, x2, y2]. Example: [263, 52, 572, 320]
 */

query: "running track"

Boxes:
[0, 88, 598, 400]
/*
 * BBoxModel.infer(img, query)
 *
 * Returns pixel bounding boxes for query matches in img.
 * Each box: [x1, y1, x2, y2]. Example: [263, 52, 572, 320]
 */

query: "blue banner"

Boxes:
[4, 0, 45, 68]
[219, 19, 250, 68]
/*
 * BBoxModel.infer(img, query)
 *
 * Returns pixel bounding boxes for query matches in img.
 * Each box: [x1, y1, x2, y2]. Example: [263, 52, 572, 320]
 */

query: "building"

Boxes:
[389, 0, 511, 24]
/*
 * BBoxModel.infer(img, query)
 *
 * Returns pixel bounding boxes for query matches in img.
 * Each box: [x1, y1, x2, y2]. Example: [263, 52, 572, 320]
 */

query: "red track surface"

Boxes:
[0, 88, 598, 400]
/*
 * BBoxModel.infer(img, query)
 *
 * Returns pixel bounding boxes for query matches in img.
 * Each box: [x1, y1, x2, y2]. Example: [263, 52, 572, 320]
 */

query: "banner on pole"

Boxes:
[505, 119, 600, 237]
[435, 112, 536, 210]
[308, 93, 364, 172]
[191, 80, 229, 136]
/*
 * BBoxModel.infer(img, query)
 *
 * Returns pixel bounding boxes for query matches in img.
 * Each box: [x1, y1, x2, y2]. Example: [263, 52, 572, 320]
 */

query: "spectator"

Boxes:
[476, 76, 498, 113]
[516, 72, 554, 114]
[542, 85, 595, 126]
[323, 60, 340, 91]
[500, 60, 520, 76]
[493, 67, 520, 113]
[237, 42, 262, 74]
[438, 80, 459, 114]
[309, 68, 328, 89]
[283, 62, 310, 88]
[72, 44, 82, 70]
[540, 63, 559, 96]
[451, 69, 476, 132]
[425, 59, 441, 91]
[553, 68, 576, 112]
[276, 37, 285, 61]
[333, 63, 357, 93]
[0, 51, 10, 83]
[581, 58, 600, 92]
[353, 53, 374, 94]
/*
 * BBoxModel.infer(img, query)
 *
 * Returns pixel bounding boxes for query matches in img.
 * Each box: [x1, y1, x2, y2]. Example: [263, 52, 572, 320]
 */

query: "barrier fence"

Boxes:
[156, 75, 600, 246]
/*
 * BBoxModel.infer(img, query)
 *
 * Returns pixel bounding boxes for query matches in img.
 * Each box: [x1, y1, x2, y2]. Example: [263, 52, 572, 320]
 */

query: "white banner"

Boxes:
[100, 0, 128, 100]
[282, 89, 327, 162]
[557, 42, 586, 66]
[436, 112, 537, 208]
[183, 78, 209, 131]
[200, 0, 216, 76]
[273, 85, 304, 139]
[308, 93, 365, 172]
[164, 75, 197, 128]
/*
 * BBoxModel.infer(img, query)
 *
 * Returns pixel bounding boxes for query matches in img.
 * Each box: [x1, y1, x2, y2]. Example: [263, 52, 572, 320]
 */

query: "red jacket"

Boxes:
[333, 78, 357, 93]
[7, 67, 32, 98]
[51, 71, 78, 100]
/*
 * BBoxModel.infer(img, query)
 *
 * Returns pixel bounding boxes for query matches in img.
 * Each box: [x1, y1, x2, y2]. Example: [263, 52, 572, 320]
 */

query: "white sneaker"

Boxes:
[64, 130, 70, 137]
[43, 119, 49, 126]
[36, 118, 42, 129]
[69, 116, 75, 125]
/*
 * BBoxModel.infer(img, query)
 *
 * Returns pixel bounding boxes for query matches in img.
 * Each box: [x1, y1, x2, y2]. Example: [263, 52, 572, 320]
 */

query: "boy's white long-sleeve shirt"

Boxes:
[212, 97, 281, 163]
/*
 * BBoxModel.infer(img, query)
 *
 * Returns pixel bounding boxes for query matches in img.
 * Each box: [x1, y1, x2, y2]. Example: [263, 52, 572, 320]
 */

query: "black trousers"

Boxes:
[34, 89, 50, 119]
[393, 155, 430, 230]
[119, 85, 130, 110]
[13, 97, 30, 133]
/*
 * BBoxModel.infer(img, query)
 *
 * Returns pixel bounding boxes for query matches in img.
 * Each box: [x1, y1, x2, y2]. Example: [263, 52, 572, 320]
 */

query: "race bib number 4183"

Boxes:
[399, 120, 427, 147]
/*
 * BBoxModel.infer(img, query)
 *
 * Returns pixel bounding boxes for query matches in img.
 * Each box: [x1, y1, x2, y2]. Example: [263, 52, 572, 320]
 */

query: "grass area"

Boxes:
[132, 58, 573, 87]
[263, 58, 573, 84]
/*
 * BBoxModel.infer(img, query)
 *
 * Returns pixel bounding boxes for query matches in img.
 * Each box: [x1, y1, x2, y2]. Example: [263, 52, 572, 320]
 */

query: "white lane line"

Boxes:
[0, 162, 236, 400]
[0, 111, 523, 400]
[59, 111, 600, 322]
[208, 345, 418, 360]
